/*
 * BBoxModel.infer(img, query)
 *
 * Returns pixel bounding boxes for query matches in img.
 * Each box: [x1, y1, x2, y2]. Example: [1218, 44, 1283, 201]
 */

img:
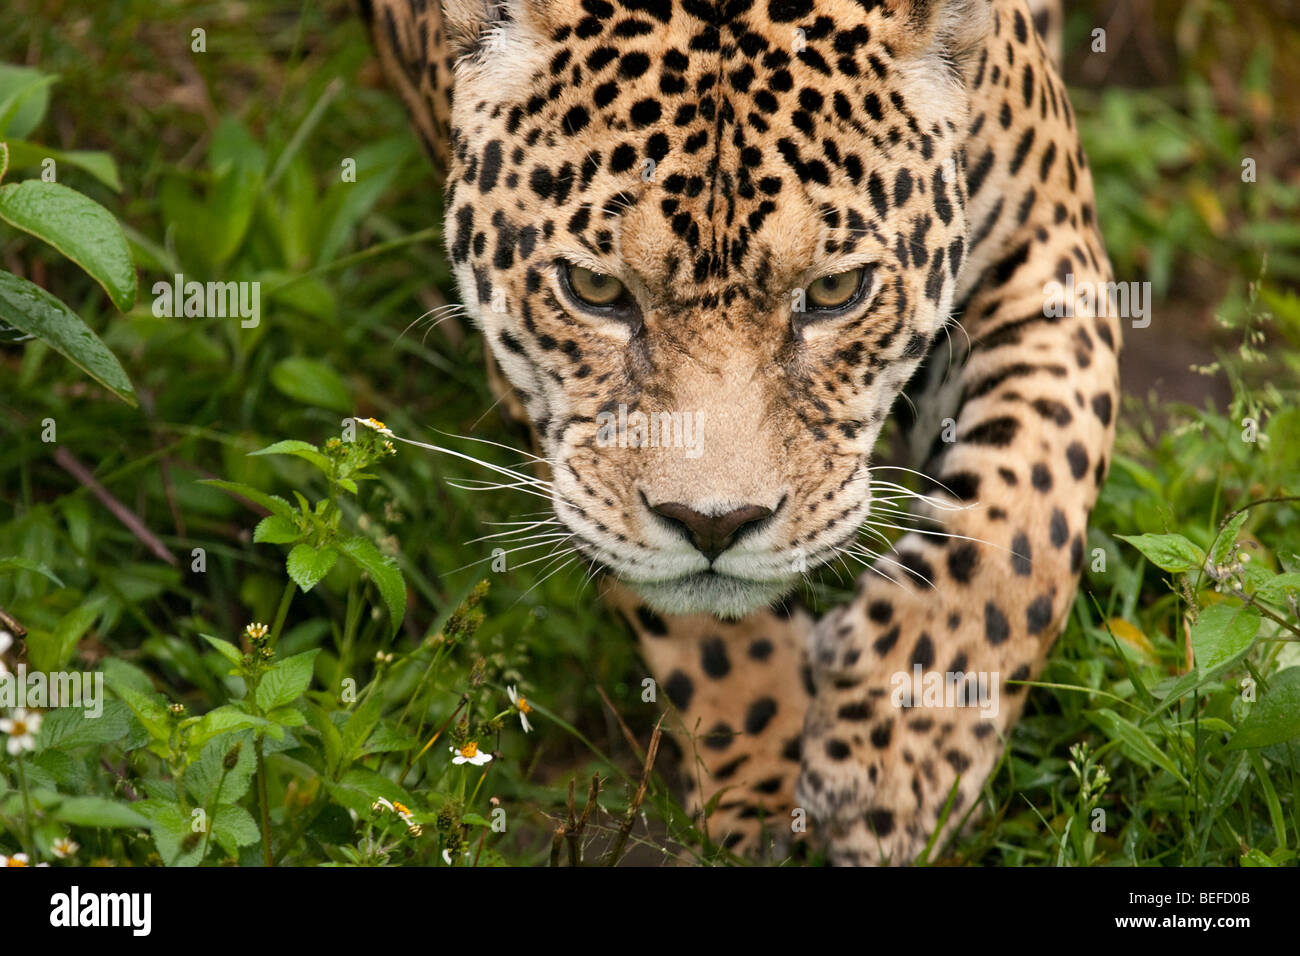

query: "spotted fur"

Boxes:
[362, 0, 1119, 863]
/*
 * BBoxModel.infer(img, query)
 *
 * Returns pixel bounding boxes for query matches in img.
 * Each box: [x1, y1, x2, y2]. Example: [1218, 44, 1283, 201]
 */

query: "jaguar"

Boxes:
[359, 0, 1118, 864]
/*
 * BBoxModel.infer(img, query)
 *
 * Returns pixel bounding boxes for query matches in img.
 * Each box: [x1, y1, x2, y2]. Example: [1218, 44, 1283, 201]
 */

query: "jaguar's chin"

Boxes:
[630, 572, 796, 619]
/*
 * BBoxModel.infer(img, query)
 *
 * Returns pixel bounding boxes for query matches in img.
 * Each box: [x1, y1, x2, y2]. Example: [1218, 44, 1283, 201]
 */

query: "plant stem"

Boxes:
[1232, 586, 1300, 639]
[400, 695, 468, 784]
[335, 580, 361, 693]
[269, 579, 296, 648]
[197, 758, 232, 862]
[13, 755, 37, 858]
[605, 717, 663, 866]
[255, 737, 274, 867]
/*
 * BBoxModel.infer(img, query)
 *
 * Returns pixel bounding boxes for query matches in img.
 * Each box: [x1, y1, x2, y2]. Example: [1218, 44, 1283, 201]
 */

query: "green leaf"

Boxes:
[1254, 572, 1300, 606]
[1229, 668, 1300, 750]
[211, 804, 260, 856]
[198, 479, 295, 519]
[1246, 750, 1287, 848]
[1211, 511, 1249, 565]
[106, 680, 172, 744]
[0, 180, 136, 310]
[189, 705, 269, 750]
[337, 536, 406, 637]
[341, 689, 386, 762]
[0, 269, 136, 405]
[356, 721, 417, 756]
[0, 555, 65, 587]
[286, 543, 338, 591]
[315, 136, 415, 265]
[1115, 533, 1205, 573]
[1190, 603, 1260, 674]
[324, 766, 416, 819]
[267, 704, 307, 727]
[132, 800, 203, 867]
[35, 700, 133, 751]
[1, 139, 121, 192]
[201, 634, 245, 667]
[202, 118, 265, 265]
[1241, 848, 1279, 867]
[53, 796, 150, 829]
[307, 704, 344, 776]
[102, 657, 162, 696]
[253, 514, 301, 544]
[26, 598, 103, 672]
[183, 734, 256, 806]
[0, 65, 56, 139]
[1154, 668, 1203, 707]
[270, 357, 350, 412]
[254, 649, 320, 712]
[250, 439, 332, 472]
[1086, 708, 1189, 785]
[30, 749, 88, 790]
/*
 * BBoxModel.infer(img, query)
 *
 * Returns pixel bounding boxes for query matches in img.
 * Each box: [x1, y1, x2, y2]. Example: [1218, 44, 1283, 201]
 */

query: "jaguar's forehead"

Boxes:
[450, 0, 971, 294]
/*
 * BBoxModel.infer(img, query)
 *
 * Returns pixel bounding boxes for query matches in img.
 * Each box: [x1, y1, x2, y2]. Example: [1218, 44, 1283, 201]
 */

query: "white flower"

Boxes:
[0, 853, 30, 866]
[356, 417, 394, 437]
[51, 838, 79, 859]
[0, 629, 11, 675]
[450, 741, 493, 766]
[0, 708, 41, 755]
[506, 685, 533, 733]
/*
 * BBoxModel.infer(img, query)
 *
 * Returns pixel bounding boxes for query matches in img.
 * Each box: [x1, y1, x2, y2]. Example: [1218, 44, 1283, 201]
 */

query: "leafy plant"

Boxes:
[0, 67, 136, 404]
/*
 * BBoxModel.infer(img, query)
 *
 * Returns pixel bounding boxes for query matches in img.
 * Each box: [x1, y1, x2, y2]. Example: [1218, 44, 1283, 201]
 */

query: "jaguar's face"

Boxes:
[442, 0, 983, 616]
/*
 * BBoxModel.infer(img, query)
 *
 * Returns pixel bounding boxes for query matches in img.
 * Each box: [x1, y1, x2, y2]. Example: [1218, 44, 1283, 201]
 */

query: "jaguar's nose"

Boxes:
[648, 500, 775, 562]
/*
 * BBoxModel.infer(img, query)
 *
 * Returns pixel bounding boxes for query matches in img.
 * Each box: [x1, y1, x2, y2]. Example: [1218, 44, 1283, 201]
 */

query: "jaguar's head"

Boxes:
[442, 0, 989, 616]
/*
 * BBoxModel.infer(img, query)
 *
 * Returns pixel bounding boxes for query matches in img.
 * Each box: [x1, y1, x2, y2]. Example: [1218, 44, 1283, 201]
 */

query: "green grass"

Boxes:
[0, 0, 1297, 866]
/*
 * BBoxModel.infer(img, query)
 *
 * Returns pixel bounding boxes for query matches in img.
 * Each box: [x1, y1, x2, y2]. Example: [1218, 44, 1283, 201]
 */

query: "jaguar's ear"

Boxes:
[889, 0, 993, 63]
[442, 0, 500, 60]
[443, 0, 568, 60]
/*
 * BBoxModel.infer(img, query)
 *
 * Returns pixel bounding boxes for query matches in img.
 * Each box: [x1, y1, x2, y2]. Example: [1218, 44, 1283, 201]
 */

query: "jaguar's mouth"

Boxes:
[630, 570, 796, 619]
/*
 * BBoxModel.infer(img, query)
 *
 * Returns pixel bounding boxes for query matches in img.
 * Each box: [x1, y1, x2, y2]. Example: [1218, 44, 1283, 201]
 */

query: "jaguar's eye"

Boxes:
[806, 268, 866, 310]
[564, 263, 627, 307]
